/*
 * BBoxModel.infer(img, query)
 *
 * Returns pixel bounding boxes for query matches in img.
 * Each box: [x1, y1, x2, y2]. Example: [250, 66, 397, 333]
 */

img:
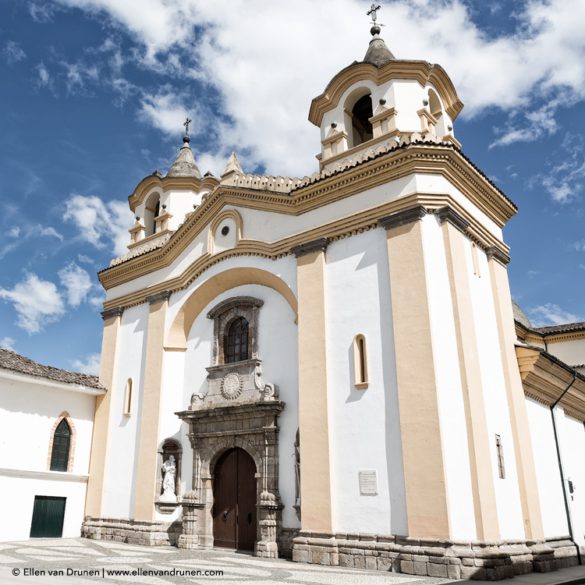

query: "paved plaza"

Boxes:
[0, 538, 453, 585]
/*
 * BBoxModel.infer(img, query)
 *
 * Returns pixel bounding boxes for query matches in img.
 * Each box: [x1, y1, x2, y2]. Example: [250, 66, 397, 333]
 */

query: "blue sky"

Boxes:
[0, 0, 584, 373]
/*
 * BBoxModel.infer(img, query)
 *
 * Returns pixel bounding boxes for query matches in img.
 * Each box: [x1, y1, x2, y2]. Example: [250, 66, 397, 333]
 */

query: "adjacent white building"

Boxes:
[0, 349, 104, 541]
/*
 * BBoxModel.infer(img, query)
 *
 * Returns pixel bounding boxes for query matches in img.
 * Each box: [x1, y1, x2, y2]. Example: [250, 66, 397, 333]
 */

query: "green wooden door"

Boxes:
[30, 496, 66, 537]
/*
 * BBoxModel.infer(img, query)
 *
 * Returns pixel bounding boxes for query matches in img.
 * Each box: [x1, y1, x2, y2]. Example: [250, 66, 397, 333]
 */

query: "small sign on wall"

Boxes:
[359, 470, 378, 496]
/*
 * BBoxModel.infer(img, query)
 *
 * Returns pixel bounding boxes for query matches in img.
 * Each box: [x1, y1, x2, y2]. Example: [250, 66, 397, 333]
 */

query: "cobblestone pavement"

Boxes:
[0, 538, 453, 585]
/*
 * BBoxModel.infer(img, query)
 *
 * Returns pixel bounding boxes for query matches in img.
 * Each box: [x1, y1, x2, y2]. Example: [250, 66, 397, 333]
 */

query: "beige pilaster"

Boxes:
[85, 307, 124, 517]
[487, 247, 544, 539]
[437, 207, 500, 541]
[292, 238, 333, 533]
[379, 207, 450, 539]
[133, 291, 170, 521]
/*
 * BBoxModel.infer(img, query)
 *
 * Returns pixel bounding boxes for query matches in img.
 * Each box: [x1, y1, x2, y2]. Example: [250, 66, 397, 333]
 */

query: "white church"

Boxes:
[3, 14, 585, 582]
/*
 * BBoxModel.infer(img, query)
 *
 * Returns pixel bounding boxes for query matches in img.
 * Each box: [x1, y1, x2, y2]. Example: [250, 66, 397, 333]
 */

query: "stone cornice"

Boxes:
[146, 291, 171, 305]
[486, 246, 511, 266]
[101, 307, 124, 320]
[291, 238, 329, 257]
[378, 206, 427, 230]
[435, 206, 470, 233]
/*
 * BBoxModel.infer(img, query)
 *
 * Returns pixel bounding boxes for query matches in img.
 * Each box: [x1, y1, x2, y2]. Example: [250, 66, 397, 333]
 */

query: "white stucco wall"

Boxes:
[422, 215, 476, 540]
[325, 229, 406, 535]
[101, 303, 149, 518]
[557, 410, 585, 545]
[525, 398, 568, 538]
[468, 244, 525, 539]
[0, 372, 98, 540]
[547, 339, 585, 369]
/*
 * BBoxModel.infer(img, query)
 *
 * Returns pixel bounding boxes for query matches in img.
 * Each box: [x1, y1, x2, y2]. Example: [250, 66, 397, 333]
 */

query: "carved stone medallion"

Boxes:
[221, 372, 243, 400]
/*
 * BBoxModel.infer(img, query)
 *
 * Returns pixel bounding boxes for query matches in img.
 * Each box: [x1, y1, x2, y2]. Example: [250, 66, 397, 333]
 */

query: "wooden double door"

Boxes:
[212, 448, 257, 551]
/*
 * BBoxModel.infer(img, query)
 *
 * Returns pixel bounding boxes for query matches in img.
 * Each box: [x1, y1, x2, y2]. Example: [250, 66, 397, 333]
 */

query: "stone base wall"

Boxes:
[82, 517, 182, 547]
[278, 528, 300, 558]
[292, 532, 578, 581]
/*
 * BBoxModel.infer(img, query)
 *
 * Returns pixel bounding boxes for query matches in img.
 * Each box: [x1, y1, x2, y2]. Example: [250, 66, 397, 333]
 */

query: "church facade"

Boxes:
[80, 25, 585, 581]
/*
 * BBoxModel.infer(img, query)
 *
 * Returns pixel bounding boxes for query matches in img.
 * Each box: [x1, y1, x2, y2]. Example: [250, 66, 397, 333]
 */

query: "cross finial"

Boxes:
[183, 117, 192, 136]
[367, 3, 381, 24]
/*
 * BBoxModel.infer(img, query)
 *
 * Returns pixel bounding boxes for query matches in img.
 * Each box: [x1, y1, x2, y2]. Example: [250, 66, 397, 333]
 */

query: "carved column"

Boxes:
[178, 490, 204, 549]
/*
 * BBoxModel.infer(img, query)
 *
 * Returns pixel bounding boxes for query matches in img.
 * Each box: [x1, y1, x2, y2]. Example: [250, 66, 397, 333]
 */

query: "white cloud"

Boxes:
[529, 303, 580, 327]
[3, 41, 26, 65]
[52, 0, 585, 174]
[61, 60, 100, 93]
[29, 2, 57, 22]
[71, 353, 100, 375]
[58, 263, 93, 307]
[138, 90, 194, 136]
[88, 294, 105, 308]
[36, 61, 51, 87]
[64, 194, 131, 256]
[39, 225, 64, 241]
[77, 253, 94, 264]
[8, 226, 21, 238]
[0, 273, 65, 334]
[0, 337, 16, 351]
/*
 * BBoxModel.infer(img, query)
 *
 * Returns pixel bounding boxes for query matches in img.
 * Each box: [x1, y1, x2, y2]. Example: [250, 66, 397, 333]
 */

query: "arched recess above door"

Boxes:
[165, 267, 298, 350]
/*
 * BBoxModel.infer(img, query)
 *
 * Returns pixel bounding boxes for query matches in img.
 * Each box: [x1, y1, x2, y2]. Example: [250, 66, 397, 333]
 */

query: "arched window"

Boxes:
[50, 419, 71, 472]
[225, 317, 249, 363]
[351, 94, 373, 146]
[353, 334, 369, 389]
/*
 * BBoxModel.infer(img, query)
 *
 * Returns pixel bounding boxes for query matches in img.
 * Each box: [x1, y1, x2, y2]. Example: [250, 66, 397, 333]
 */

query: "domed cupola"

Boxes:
[309, 5, 463, 171]
[363, 24, 395, 67]
[167, 134, 201, 179]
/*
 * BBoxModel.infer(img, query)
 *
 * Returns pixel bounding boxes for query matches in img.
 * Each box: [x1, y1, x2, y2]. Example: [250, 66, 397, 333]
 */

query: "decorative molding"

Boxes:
[100, 144, 516, 291]
[101, 307, 124, 320]
[378, 205, 427, 230]
[207, 296, 264, 319]
[435, 206, 470, 233]
[102, 193, 510, 312]
[47, 411, 76, 473]
[291, 237, 329, 257]
[486, 246, 511, 266]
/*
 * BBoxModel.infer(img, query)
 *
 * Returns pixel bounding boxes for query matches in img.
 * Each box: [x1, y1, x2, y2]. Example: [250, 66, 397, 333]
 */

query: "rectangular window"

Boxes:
[496, 434, 505, 479]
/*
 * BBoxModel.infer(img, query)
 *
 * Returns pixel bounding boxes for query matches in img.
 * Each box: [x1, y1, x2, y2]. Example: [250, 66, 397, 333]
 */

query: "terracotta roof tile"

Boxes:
[534, 322, 585, 335]
[0, 349, 104, 390]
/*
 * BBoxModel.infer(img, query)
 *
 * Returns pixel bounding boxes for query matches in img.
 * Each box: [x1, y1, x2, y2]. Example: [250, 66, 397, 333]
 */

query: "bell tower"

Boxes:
[309, 14, 463, 171]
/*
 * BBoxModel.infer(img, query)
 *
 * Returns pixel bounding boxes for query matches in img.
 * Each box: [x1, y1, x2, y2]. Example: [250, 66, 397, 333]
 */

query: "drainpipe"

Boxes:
[550, 371, 580, 564]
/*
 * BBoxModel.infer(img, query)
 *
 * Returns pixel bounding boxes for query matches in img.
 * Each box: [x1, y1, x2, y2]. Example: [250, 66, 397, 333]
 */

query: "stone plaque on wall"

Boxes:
[359, 470, 378, 496]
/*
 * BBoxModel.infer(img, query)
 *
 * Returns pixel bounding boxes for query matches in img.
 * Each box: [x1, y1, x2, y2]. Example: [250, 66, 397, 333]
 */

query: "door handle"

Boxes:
[223, 509, 229, 521]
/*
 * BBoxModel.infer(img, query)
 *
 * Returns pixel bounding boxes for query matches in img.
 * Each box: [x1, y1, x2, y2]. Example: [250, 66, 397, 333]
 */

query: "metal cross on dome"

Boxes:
[367, 3, 381, 24]
[183, 117, 192, 135]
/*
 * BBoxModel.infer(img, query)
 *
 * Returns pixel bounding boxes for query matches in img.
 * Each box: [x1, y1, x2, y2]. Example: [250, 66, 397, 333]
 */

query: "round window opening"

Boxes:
[221, 225, 230, 236]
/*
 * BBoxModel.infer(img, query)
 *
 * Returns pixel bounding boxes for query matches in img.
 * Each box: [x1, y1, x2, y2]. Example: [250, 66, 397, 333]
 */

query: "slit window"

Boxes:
[50, 419, 71, 472]
[496, 434, 506, 479]
[123, 378, 133, 416]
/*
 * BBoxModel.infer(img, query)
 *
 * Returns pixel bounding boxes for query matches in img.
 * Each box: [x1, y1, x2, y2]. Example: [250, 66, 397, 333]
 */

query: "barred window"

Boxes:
[225, 317, 249, 363]
[50, 419, 71, 472]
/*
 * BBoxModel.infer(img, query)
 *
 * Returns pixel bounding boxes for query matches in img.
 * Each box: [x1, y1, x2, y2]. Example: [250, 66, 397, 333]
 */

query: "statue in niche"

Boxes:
[294, 430, 301, 516]
[161, 455, 177, 502]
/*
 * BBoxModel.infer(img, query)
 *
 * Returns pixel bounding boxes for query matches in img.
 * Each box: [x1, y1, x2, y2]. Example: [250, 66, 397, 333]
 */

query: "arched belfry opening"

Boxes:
[350, 94, 374, 146]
